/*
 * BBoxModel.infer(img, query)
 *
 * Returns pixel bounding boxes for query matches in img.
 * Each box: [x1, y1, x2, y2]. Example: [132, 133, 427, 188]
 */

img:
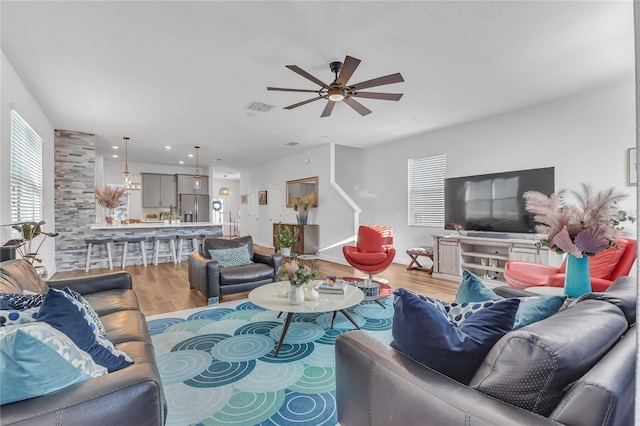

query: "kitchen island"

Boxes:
[63, 223, 223, 270]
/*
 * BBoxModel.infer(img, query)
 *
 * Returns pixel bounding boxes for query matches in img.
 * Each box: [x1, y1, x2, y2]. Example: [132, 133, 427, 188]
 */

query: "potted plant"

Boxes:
[274, 223, 299, 257]
[3, 221, 58, 278]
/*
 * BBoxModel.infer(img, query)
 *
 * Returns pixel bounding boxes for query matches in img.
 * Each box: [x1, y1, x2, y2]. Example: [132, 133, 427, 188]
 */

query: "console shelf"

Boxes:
[432, 234, 557, 285]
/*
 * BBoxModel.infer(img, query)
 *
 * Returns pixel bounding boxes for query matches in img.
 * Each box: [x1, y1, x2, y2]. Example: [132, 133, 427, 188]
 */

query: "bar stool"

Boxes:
[153, 235, 177, 265]
[85, 238, 114, 272]
[176, 235, 199, 263]
[118, 237, 148, 268]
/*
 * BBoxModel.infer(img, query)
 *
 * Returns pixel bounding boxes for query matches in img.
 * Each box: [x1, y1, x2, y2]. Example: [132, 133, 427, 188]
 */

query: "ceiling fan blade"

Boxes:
[284, 96, 325, 110]
[320, 101, 335, 118]
[336, 55, 361, 86]
[349, 91, 403, 101]
[349, 73, 404, 90]
[343, 97, 372, 116]
[286, 65, 330, 89]
[268, 87, 323, 93]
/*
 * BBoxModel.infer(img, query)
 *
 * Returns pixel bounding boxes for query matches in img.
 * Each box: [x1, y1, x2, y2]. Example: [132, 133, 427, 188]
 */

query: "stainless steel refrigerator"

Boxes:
[179, 194, 210, 222]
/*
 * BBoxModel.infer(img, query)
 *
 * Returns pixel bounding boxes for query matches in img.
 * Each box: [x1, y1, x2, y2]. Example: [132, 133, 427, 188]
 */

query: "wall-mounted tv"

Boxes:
[444, 167, 554, 234]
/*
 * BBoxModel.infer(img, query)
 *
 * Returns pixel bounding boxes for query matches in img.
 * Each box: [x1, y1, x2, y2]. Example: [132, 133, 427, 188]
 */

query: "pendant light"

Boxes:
[122, 137, 130, 186]
[193, 146, 201, 190]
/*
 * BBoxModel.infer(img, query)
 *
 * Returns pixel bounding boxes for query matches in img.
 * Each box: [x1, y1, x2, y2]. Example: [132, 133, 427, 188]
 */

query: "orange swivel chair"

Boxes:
[343, 226, 396, 278]
[504, 238, 637, 292]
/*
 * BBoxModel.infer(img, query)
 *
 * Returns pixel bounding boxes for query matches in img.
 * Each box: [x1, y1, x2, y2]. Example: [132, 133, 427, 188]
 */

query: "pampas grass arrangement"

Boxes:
[95, 186, 127, 209]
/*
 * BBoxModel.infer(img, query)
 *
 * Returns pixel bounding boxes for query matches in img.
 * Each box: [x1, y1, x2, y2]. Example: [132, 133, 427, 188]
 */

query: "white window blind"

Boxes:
[10, 109, 44, 223]
[408, 154, 446, 227]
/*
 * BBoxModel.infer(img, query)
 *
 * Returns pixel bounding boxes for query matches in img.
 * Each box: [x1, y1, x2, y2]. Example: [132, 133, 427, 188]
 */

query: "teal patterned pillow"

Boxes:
[208, 247, 253, 267]
[0, 322, 107, 405]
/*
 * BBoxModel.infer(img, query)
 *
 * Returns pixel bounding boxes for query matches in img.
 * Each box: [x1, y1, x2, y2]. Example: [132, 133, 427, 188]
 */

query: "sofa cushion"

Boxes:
[208, 246, 253, 268]
[82, 288, 140, 316]
[456, 270, 566, 329]
[219, 263, 274, 285]
[37, 288, 134, 372]
[470, 300, 628, 416]
[203, 236, 254, 259]
[101, 309, 152, 345]
[391, 288, 519, 384]
[0, 322, 107, 405]
[0, 259, 49, 294]
[577, 276, 637, 327]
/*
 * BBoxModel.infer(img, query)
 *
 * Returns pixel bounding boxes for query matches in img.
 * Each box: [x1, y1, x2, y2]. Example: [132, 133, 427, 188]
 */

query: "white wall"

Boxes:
[243, 77, 638, 267]
[1, 51, 56, 274]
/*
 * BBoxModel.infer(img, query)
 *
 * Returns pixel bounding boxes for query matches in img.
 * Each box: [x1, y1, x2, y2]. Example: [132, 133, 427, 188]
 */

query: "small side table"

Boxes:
[406, 246, 434, 274]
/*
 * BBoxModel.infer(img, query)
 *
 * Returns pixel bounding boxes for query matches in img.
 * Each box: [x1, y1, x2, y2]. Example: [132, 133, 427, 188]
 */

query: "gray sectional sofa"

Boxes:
[0, 259, 167, 425]
[336, 276, 636, 425]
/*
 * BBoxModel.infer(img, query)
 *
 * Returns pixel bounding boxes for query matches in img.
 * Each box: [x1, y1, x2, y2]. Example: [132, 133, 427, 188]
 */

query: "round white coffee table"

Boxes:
[249, 281, 364, 356]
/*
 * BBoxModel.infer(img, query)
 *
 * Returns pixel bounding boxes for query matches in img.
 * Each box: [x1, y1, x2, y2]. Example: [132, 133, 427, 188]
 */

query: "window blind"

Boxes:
[408, 154, 446, 227]
[10, 109, 44, 223]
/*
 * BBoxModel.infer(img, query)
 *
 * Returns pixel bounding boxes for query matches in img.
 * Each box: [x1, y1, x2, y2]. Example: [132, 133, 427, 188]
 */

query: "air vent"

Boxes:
[286, 141, 299, 146]
[247, 102, 274, 112]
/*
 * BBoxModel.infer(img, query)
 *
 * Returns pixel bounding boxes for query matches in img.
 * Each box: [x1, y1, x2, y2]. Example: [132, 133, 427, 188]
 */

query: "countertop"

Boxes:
[90, 222, 223, 230]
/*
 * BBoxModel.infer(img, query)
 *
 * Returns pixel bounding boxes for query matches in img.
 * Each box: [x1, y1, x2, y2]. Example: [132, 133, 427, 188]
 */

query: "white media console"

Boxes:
[432, 233, 563, 285]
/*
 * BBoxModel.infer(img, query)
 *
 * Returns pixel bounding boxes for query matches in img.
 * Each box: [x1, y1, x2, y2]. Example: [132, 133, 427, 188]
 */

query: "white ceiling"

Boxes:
[1, 1, 635, 178]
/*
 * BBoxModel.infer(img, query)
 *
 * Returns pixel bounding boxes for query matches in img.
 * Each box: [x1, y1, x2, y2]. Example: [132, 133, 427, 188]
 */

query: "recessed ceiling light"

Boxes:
[112, 154, 118, 158]
[112, 145, 119, 149]
[165, 146, 172, 150]
[179, 161, 184, 164]
[188, 154, 194, 157]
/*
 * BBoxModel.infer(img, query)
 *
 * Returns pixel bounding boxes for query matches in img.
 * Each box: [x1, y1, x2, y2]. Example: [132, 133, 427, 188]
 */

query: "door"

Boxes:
[245, 186, 259, 240]
[266, 183, 282, 244]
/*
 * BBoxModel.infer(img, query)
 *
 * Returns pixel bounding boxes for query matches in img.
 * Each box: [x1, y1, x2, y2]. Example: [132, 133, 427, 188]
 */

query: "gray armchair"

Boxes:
[188, 235, 282, 304]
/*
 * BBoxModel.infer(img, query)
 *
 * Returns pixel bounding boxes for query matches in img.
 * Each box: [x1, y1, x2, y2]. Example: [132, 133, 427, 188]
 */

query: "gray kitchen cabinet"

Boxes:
[177, 174, 209, 195]
[142, 173, 177, 207]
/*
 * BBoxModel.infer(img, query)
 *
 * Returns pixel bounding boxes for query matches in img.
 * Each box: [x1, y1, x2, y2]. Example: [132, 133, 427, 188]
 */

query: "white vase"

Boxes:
[305, 284, 319, 301]
[288, 284, 304, 305]
[281, 247, 292, 257]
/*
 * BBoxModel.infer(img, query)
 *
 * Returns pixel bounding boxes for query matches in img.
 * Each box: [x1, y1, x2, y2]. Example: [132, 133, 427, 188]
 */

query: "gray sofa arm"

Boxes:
[254, 252, 282, 274]
[336, 331, 561, 426]
[188, 252, 221, 300]
[48, 271, 132, 294]
[493, 285, 538, 298]
[1, 362, 164, 426]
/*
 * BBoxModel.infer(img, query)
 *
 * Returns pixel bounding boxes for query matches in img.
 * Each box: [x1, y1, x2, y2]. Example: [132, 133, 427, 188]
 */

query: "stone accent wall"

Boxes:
[54, 129, 96, 271]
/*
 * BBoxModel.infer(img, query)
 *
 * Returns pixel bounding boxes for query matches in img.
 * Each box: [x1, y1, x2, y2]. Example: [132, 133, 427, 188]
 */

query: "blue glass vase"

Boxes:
[564, 254, 591, 298]
[297, 210, 308, 225]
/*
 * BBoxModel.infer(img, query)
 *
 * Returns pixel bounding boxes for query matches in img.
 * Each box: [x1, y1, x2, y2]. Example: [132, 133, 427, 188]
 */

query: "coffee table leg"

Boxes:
[374, 299, 387, 309]
[330, 311, 338, 329]
[274, 312, 294, 357]
[339, 309, 361, 330]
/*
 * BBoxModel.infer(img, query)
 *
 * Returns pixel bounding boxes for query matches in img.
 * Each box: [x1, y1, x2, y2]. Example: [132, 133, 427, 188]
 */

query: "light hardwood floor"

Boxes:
[51, 246, 459, 317]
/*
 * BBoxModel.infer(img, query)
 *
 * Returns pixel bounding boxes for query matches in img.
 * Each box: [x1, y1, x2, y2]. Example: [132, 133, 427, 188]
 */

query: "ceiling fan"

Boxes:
[267, 55, 404, 117]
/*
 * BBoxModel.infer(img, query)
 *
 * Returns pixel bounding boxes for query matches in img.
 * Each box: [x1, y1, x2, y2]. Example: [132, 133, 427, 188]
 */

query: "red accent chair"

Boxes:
[504, 238, 637, 292]
[343, 226, 396, 278]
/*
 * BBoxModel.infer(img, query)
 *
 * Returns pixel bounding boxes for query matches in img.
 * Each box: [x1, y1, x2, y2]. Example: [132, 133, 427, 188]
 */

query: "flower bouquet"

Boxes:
[292, 192, 316, 225]
[524, 184, 635, 297]
[277, 260, 318, 304]
[95, 186, 127, 223]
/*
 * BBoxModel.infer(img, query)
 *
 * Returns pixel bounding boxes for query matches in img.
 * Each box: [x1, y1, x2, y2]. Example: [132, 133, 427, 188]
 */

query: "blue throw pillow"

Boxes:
[455, 270, 566, 329]
[0, 307, 40, 327]
[0, 322, 107, 405]
[0, 293, 46, 310]
[391, 288, 519, 384]
[36, 288, 133, 372]
[208, 246, 253, 267]
[62, 287, 106, 335]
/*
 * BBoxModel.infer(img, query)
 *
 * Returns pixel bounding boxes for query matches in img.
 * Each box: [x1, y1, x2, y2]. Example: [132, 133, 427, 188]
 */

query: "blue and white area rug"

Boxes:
[147, 297, 394, 426]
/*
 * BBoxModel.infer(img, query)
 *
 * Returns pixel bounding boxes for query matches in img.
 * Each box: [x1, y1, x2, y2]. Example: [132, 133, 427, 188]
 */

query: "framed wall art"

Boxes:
[258, 190, 268, 205]
[240, 194, 248, 204]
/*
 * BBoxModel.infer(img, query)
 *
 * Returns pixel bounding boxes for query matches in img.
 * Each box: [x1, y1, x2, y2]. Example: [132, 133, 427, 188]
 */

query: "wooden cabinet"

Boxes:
[273, 223, 318, 255]
[433, 234, 553, 284]
[177, 174, 209, 195]
[142, 173, 177, 207]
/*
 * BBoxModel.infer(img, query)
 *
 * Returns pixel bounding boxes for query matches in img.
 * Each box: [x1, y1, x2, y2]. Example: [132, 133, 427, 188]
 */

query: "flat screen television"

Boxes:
[444, 167, 554, 234]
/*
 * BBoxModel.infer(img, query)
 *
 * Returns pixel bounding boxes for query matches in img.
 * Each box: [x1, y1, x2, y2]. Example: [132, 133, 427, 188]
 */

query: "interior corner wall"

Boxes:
[361, 77, 637, 266]
[1, 51, 56, 274]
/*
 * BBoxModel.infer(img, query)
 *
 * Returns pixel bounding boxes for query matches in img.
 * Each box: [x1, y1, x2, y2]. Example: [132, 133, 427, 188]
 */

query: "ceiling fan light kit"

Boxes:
[268, 55, 404, 117]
